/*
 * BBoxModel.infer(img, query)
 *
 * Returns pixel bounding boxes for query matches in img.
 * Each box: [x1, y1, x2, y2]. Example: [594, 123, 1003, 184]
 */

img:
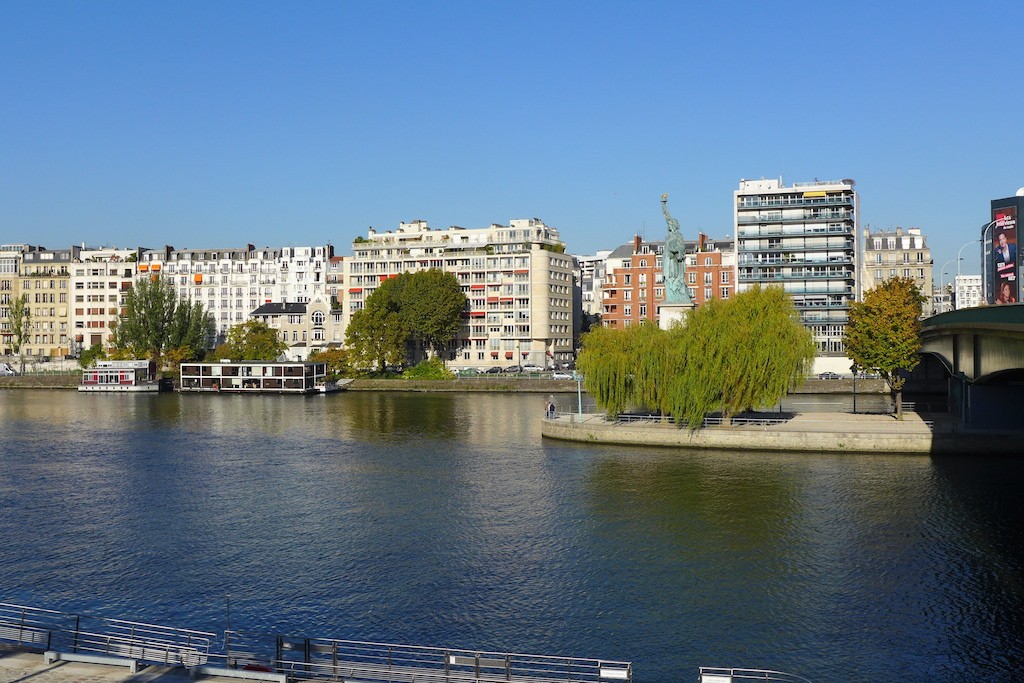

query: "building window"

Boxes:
[311, 311, 325, 325]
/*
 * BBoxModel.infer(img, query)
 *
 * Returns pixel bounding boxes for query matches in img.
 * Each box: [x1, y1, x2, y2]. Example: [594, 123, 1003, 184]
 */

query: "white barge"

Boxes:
[79, 360, 161, 392]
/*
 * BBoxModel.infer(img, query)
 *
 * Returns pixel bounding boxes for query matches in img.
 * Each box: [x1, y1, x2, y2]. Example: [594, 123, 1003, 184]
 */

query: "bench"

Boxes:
[44, 650, 141, 673]
[189, 665, 287, 683]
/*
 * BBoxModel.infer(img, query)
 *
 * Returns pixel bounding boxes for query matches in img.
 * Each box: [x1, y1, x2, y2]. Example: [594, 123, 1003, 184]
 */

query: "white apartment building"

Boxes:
[573, 251, 611, 318]
[861, 227, 934, 316]
[342, 218, 575, 369]
[139, 244, 334, 344]
[734, 177, 859, 367]
[954, 274, 982, 310]
[69, 247, 143, 354]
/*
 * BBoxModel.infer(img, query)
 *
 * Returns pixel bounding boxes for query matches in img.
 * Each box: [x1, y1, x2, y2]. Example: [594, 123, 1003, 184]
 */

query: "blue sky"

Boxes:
[2, 1, 1022, 277]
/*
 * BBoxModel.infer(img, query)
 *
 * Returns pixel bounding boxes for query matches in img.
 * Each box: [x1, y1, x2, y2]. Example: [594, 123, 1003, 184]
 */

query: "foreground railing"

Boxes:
[220, 631, 632, 683]
[0, 603, 630, 683]
[699, 667, 811, 683]
[0, 602, 213, 667]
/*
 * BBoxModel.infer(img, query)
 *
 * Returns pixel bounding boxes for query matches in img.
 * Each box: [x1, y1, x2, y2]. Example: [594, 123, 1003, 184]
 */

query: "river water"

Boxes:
[0, 391, 1021, 681]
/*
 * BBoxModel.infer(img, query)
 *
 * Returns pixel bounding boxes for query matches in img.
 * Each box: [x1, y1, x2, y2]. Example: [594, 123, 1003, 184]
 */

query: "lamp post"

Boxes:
[956, 238, 979, 278]
[574, 372, 583, 418]
[939, 257, 959, 313]
[850, 363, 858, 413]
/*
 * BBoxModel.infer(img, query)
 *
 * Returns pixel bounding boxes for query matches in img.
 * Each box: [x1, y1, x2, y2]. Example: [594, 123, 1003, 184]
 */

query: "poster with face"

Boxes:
[993, 207, 1018, 305]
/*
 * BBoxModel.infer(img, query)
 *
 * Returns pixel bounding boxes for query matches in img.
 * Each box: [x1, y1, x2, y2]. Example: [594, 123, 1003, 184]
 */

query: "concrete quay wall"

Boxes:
[541, 413, 1011, 455]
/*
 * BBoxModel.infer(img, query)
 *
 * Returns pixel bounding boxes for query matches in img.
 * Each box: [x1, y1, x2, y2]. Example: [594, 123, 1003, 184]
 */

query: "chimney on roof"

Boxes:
[633, 235, 641, 253]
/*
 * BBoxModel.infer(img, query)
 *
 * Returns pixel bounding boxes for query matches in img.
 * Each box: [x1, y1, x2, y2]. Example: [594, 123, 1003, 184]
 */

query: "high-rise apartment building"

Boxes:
[139, 244, 334, 344]
[734, 178, 859, 359]
[342, 218, 574, 369]
[861, 227, 934, 316]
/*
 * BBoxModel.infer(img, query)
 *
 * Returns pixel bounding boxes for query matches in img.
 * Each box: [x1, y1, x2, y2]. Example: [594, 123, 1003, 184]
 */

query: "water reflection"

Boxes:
[0, 391, 1021, 681]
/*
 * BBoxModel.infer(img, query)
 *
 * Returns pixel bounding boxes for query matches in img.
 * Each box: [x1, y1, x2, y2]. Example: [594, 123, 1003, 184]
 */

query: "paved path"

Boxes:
[0, 651, 215, 683]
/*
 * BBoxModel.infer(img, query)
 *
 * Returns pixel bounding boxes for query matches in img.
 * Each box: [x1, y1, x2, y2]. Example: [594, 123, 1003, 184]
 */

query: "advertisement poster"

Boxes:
[992, 206, 1018, 304]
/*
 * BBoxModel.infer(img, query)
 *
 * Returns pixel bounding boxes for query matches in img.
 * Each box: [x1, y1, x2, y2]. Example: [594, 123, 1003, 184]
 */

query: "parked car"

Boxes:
[818, 372, 842, 379]
[522, 364, 544, 373]
[552, 371, 574, 380]
[504, 365, 523, 373]
[484, 366, 503, 374]
[456, 368, 482, 376]
[0, 363, 17, 376]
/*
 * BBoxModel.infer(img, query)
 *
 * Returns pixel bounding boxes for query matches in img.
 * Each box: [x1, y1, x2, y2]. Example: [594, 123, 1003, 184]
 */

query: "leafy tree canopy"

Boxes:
[308, 348, 354, 379]
[211, 320, 287, 361]
[344, 270, 467, 369]
[78, 344, 108, 369]
[113, 276, 213, 367]
[578, 286, 815, 429]
[9, 294, 31, 373]
[844, 276, 924, 420]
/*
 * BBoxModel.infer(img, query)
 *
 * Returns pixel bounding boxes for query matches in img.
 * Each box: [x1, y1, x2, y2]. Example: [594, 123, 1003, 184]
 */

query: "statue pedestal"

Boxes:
[659, 301, 696, 330]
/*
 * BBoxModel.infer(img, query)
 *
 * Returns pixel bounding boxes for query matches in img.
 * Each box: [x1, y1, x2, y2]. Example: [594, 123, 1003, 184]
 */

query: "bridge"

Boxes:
[920, 304, 1024, 429]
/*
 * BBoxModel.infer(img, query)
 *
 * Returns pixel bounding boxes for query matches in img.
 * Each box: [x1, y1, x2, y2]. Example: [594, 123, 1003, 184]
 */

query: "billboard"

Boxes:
[992, 205, 1018, 304]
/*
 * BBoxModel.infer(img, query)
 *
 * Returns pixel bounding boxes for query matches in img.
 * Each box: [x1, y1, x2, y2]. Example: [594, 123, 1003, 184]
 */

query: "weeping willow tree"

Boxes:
[710, 286, 816, 425]
[579, 286, 814, 429]
[576, 324, 637, 416]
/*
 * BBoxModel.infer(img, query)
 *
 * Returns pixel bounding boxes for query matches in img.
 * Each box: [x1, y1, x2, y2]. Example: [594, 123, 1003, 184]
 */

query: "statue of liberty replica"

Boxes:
[659, 193, 695, 328]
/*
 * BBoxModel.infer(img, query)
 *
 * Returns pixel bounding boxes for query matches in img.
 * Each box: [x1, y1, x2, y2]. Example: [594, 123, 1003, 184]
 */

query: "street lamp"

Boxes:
[850, 363, 859, 413]
[956, 238, 979, 277]
[939, 257, 959, 312]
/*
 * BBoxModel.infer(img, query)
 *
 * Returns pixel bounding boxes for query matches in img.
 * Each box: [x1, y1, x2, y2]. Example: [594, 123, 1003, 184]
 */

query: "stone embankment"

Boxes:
[0, 374, 78, 390]
[541, 411, 1011, 455]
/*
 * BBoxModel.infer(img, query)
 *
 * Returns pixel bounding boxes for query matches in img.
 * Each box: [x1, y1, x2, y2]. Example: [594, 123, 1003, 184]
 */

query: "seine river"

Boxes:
[0, 391, 1021, 681]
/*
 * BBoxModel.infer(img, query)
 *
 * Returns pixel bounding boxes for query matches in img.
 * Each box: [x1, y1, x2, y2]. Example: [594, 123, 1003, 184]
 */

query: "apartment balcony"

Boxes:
[736, 210, 854, 225]
[737, 243, 854, 258]
[737, 224, 853, 240]
[736, 195, 854, 210]
[738, 269, 855, 282]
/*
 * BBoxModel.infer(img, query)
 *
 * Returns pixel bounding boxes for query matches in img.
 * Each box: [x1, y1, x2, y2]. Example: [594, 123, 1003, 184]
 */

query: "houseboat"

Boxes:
[179, 360, 342, 394]
[79, 360, 161, 392]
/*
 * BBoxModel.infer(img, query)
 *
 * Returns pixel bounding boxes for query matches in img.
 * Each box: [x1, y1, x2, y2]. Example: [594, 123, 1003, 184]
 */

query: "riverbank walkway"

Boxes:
[541, 410, 1015, 455]
[0, 649, 193, 683]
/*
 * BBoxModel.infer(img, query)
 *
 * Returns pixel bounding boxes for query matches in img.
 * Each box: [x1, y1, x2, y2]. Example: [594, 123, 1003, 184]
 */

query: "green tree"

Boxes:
[578, 286, 814, 429]
[308, 347, 354, 379]
[844, 276, 924, 420]
[78, 343, 107, 369]
[167, 299, 214, 361]
[112, 276, 179, 365]
[212, 320, 287, 361]
[680, 286, 815, 426]
[403, 270, 467, 360]
[345, 277, 409, 371]
[9, 294, 31, 374]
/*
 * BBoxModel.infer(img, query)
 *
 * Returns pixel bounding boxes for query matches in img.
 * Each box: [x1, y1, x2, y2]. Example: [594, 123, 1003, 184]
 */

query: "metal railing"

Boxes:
[699, 667, 811, 683]
[220, 631, 631, 683]
[0, 602, 214, 667]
